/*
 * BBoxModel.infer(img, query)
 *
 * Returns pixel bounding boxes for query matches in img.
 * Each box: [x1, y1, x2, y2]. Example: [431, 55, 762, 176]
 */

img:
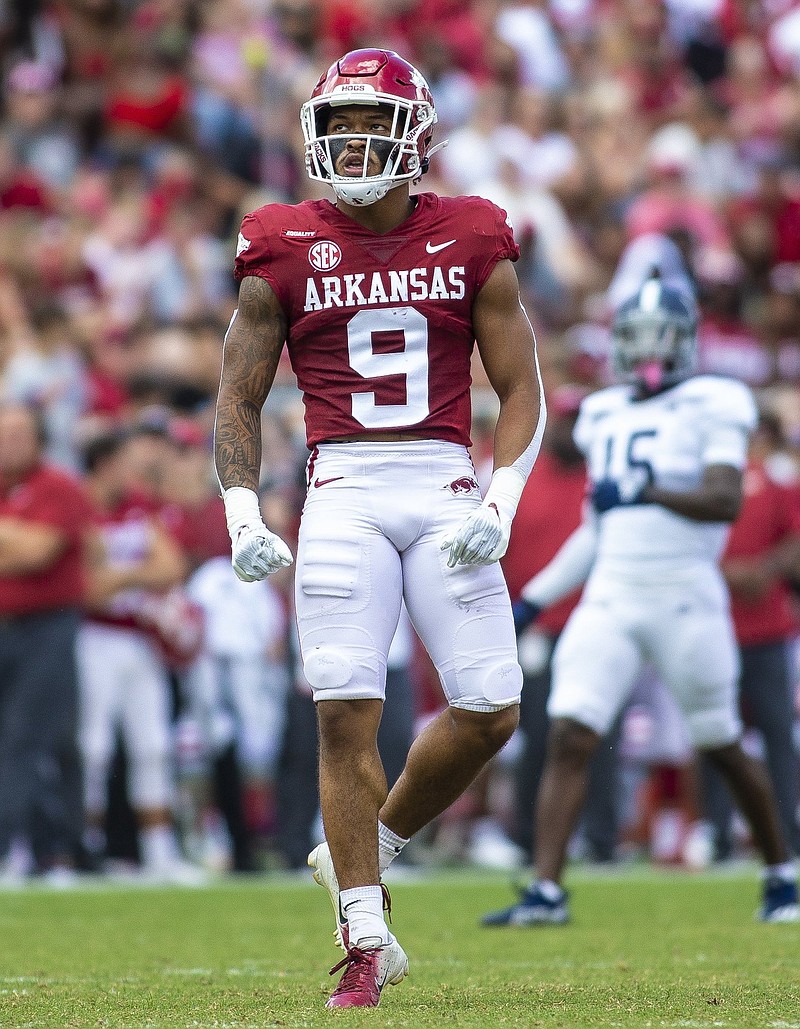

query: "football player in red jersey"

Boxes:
[214, 49, 546, 1008]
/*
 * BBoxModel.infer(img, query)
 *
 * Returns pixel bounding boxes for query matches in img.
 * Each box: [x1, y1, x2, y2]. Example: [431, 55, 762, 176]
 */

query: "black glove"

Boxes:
[512, 597, 542, 636]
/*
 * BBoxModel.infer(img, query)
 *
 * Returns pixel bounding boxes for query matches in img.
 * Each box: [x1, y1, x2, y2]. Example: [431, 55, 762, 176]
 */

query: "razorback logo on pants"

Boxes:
[445, 476, 480, 495]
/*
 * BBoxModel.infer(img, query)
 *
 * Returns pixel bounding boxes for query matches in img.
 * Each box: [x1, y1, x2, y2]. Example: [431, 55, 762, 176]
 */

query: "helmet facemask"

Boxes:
[301, 88, 437, 207]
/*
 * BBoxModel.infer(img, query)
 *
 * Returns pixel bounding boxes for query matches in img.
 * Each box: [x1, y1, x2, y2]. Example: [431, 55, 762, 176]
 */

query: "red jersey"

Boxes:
[89, 492, 162, 629]
[722, 461, 800, 646]
[0, 463, 93, 615]
[501, 449, 586, 636]
[234, 193, 519, 448]
[171, 494, 230, 570]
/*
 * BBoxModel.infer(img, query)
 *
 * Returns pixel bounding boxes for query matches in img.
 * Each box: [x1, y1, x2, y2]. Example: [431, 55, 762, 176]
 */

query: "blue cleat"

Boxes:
[481, 881, 570, 926]
[758, 876, 800, 922]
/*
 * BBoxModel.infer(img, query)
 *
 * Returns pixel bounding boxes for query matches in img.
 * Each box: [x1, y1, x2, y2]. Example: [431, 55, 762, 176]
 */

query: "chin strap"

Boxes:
[419, 139, 448, 174]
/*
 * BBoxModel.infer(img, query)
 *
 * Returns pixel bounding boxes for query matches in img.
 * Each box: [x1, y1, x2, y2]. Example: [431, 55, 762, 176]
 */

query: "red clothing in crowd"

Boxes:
[168, 493, 230, 570]
[0, 171, 52, 213]
[87, 490, 162, 631]
[730, 193, 800, 264]
[104, 74, 188, 137]
[0, 463, 93, 615]
[722, 460, 800, 645]
[698, 313, 772, 387]
[501, 448, 586, 636]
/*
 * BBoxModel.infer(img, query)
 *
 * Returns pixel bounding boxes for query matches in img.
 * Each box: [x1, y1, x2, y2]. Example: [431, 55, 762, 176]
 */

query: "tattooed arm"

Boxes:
[215, 275, 294, 581]
[214, 275, 288, 491]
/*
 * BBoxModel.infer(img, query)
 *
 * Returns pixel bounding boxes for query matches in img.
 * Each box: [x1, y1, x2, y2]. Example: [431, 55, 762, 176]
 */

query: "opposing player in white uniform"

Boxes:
[483, 273, 799, 926]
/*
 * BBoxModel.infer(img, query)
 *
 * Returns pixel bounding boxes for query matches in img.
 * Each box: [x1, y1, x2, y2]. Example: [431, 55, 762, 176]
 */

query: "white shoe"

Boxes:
[40, 865, 80, 889]
[372, 935, 408, 988]
[0, 861, 27, 889]
[0, 838, 33, 888]
[467, 818, 526, 870]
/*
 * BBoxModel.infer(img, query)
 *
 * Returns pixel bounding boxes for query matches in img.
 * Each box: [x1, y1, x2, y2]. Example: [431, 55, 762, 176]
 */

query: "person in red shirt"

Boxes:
[78, 427, 206, 883]
[0, 401, 94, 881]
[701, 414, 800, 857]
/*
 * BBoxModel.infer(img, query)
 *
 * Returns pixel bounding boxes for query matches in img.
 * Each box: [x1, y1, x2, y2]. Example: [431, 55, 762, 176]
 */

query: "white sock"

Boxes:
[764, 861, 796, 882]
[378, 821, 409, 874]
[339, 886, 390, 948]
[140, 825, 180, 868]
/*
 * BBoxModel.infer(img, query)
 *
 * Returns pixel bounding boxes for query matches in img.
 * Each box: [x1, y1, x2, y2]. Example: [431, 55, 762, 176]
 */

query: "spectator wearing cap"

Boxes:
[700, 412, 800, 858]
[501, 384, 622, 860]
[0, 402, 94, 881]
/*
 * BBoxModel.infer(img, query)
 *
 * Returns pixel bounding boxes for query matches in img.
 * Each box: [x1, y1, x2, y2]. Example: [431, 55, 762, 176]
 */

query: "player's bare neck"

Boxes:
[336, 189, 417, 234]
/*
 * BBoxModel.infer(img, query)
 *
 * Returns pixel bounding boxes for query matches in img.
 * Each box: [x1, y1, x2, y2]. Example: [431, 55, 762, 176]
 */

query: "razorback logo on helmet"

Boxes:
[445, 476, 480, 496]
[309, 240, 342, 272]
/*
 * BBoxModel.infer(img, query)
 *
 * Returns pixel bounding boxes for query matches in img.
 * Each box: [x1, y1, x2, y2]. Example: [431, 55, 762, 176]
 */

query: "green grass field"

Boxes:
[1, 864, 798, 1028]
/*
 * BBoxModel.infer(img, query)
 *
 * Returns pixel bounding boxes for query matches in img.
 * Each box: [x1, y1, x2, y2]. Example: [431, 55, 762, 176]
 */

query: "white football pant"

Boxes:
[296, 441, 522, 711]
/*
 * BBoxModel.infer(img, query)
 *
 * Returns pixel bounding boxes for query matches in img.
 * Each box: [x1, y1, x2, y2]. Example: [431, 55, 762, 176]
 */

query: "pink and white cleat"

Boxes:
[326, 936, 409, 1009]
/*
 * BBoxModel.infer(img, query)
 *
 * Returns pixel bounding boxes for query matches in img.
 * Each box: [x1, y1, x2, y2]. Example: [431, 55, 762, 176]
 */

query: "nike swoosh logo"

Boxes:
[313, 476, 344, 488]
[426, 239, 456, 254]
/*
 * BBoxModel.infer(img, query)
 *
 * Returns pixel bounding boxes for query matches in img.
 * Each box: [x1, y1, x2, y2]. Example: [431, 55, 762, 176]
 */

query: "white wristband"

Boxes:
[222, 486, 262, 536]
[483, 465, 527, 522]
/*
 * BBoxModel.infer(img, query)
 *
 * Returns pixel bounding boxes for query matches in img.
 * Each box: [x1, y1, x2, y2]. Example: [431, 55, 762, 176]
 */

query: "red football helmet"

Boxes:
[300, 49, 439, 206]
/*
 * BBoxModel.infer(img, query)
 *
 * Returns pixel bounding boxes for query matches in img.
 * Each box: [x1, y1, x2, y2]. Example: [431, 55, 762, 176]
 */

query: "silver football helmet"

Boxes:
[612, 275, 698, 392]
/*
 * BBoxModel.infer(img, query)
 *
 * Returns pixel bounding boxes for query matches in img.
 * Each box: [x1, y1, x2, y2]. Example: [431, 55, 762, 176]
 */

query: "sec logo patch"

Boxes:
[308, 240, 342, 272]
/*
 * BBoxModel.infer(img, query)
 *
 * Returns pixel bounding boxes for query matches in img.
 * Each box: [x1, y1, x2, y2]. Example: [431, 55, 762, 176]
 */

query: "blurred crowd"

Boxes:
[0, 0, 799, 883]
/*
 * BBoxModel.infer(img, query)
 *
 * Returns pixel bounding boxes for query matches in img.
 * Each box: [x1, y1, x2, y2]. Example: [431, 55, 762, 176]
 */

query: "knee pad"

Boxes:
[447, 658, 523, 712]
[302, 642, 389, 700]
[303, 645, 354, 692]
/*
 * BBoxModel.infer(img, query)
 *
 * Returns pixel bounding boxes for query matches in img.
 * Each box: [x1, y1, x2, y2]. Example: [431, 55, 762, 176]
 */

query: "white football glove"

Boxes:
[441, 502, 509, 567]
[223, 486, 293, 582]
[440, 466, 525, 568]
